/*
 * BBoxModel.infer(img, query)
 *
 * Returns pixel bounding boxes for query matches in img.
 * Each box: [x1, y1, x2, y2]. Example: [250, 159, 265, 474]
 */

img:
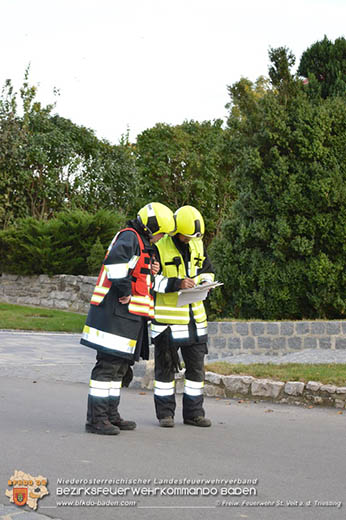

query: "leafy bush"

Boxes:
[0, 209, 125, 275]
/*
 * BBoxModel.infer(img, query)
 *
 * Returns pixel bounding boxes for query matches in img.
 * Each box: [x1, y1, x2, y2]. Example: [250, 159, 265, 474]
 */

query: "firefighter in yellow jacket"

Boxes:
[151, 206, 215, 427]
[81, 203, 175, 435]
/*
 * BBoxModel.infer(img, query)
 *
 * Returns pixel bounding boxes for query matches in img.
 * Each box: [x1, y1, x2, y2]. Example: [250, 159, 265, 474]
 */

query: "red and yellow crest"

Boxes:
[13, 487, 28, 506]
[6, 470, 48, 510]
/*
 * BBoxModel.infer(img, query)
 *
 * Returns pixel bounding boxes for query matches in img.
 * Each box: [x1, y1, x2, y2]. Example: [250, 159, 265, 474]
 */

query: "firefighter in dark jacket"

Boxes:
[151, 206, 214, 428]
[81, 202, 175, 435]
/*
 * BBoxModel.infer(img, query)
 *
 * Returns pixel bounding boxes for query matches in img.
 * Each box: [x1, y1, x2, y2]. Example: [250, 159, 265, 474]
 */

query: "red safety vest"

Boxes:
[90, 228, 154, 318]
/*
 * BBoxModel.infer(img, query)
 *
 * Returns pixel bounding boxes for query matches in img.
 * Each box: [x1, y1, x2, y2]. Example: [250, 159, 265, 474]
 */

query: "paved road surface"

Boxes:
[0, 331, 345, 520]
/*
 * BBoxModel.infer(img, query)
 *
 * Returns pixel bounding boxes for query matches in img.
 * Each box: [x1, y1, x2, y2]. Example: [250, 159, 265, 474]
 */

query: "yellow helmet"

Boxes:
[174, 205, 205, 237]
[137, 202, 176, 236]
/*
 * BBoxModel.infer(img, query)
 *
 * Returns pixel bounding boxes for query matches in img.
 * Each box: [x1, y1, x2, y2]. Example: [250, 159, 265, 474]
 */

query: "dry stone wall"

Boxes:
[0, 273, 96, 314]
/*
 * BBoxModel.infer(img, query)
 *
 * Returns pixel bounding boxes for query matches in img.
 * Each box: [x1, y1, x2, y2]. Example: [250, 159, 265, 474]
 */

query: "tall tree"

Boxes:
[0, 70, 137, 228]
[209, 48, 346, 319]
[134, 120, 229, 242]
[298, 36, 346, 98]
[0, 79, 29, 227]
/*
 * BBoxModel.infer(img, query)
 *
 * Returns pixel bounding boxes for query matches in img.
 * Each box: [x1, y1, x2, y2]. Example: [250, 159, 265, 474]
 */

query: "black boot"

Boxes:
[109, 393, 136, 431]
[86, 420, 120, 435]
[86, 394, 120, 435]
[111, 418, 137, 430]
[184, 416, 212, 427]
[159, 416, 175, 428]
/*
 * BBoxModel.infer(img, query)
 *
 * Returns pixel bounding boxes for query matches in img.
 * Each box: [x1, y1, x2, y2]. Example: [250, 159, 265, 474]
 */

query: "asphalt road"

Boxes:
[0, 332, 345, 520]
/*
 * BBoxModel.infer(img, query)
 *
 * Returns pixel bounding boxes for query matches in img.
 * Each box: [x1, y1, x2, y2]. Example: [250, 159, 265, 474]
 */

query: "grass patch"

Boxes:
[0, 303, 86, 333]
[205, 361, 346, 387]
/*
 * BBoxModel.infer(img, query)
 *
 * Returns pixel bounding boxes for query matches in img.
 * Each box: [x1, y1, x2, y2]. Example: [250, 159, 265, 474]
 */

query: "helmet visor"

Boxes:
[178, 217, 203, 238]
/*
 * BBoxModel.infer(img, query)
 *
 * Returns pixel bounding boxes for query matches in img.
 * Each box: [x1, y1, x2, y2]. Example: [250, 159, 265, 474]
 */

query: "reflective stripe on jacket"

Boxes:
[90, 228, 154, 319]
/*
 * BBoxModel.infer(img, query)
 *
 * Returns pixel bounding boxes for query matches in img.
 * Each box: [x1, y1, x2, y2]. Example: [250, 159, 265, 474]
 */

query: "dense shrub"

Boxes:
[0, 209, 125, 275]
[87, 237, 106, 276]
[209, 91, 346, 320]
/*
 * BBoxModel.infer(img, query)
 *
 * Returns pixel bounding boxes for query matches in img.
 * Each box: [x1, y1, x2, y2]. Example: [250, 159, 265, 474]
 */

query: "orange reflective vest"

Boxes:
[90, 228, 154, 319]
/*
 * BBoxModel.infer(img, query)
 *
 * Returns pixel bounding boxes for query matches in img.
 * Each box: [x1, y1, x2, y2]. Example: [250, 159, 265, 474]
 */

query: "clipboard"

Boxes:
[177, 281, 223, 306]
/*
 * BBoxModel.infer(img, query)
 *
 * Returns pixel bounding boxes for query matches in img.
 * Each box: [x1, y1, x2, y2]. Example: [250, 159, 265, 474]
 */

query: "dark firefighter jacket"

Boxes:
[80, 220, 155, 363]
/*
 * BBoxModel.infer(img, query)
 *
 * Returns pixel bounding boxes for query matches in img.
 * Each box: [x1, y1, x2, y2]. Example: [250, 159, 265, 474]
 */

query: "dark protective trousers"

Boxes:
[154, 343, 207, 420]
[87, 351, 130, 425]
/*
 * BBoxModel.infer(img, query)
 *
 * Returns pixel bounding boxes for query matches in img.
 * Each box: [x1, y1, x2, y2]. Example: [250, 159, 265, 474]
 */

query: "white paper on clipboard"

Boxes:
[177, 281, 223, 307]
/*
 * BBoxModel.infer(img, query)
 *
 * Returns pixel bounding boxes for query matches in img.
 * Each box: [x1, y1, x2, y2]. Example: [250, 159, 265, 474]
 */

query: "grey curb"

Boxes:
[135, 362, 346, 410]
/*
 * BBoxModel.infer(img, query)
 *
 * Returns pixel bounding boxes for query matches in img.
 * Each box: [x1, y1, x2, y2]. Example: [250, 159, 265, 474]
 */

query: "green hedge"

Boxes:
[0, 209, 126, 275]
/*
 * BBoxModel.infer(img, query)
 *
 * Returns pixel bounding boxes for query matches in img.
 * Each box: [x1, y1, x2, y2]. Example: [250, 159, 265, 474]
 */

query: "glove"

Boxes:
[154, 326, 181, 374]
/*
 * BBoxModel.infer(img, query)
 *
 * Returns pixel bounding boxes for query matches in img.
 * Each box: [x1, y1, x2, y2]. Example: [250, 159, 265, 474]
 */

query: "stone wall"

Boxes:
[1, 273, 345, 358]
[0, 273, 96, 314]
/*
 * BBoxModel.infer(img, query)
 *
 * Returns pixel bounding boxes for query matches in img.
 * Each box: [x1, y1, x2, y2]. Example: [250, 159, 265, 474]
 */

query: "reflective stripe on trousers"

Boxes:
[88, 379, 122, 398]
[154, 380, 175, 397]
[184, 378, 204, 396]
